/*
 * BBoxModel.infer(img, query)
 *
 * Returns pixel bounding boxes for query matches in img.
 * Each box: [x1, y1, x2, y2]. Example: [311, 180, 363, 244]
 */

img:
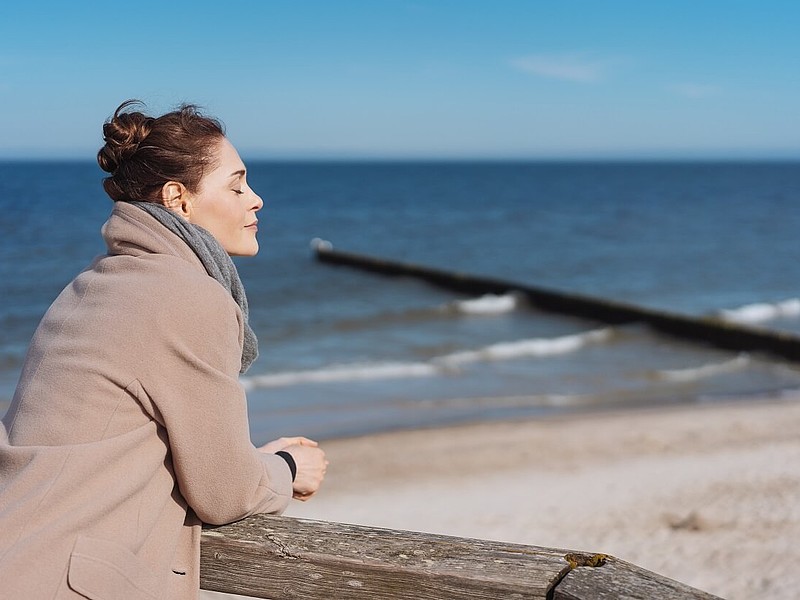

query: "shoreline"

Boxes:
[305, 386, 799, 444]
[285, 393, 800, 599]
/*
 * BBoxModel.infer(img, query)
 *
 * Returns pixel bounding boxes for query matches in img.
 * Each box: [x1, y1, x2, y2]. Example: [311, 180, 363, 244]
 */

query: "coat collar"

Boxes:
[101, 202, 205, 272]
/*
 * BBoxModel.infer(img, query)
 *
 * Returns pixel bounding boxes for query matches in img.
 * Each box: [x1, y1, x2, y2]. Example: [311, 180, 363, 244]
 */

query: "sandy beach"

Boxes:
[274, 394, 800, 599]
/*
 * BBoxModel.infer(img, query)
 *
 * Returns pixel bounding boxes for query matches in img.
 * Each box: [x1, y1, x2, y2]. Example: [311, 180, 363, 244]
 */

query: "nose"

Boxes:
[251, 189, 264, 211]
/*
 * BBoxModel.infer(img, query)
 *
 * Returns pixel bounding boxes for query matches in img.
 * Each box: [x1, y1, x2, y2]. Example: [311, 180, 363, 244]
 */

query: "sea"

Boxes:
[2, 160, 800, 442]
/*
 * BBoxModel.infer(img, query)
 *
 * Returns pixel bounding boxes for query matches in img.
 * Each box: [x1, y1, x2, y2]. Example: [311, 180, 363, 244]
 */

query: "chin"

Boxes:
[229, 242, 259, 257]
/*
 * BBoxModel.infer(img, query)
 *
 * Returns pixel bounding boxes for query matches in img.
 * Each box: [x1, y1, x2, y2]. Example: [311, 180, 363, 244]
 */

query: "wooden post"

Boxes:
[200, 514, 720, 599]
[313, 245, 800, 362]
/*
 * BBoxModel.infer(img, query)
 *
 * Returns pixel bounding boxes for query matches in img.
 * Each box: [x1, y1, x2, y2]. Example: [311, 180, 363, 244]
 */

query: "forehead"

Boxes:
[211, 137, 245, 175]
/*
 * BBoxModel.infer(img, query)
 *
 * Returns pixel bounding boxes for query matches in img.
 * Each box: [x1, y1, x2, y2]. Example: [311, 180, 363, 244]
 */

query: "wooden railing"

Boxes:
[200, 514, 720, 599]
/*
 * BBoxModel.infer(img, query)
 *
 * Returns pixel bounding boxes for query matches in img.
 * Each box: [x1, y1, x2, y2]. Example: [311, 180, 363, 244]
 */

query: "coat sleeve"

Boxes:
[134, 268, 293, 525]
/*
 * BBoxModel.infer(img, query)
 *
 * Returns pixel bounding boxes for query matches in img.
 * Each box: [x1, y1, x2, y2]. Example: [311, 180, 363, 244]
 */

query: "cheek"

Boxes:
[212, 202, 239, 230]
[195, 207, 235, 246]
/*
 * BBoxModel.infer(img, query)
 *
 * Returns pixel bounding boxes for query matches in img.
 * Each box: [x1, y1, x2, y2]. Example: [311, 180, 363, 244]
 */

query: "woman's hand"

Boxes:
[258, 436, 318, 454]
[283, 443, 328, 500]
[257, 437, 328, 500]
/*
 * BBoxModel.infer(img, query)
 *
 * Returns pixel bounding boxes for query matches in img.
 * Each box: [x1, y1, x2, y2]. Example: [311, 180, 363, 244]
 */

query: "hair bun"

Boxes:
[97, 100, 154, 174]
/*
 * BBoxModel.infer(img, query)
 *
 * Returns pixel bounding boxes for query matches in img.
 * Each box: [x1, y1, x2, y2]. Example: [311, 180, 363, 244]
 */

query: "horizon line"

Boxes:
[1, 154, 799, 164]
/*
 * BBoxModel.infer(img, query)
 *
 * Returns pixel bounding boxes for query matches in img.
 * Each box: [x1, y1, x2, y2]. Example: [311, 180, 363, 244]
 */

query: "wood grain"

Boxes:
[200, 514, 570, 599]
[200, 514, 720, 599]
[553, 556, 722, 600]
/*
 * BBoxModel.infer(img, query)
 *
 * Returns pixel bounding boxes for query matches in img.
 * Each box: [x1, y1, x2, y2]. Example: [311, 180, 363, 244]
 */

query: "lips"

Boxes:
[245, 220, 258, 229]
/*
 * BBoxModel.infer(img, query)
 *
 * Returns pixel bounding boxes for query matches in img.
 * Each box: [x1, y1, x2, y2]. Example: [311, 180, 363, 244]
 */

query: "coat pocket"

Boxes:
[67, 535, 162, 600]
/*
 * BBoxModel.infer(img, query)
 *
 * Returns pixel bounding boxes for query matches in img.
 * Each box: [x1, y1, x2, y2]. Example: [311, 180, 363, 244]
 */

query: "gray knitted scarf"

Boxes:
[127, 201, 258, 374]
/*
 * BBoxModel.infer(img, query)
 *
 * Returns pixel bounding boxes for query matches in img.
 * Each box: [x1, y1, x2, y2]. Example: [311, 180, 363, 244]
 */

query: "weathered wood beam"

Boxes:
[314, 245, 800, 362]
[201, 514, 572, 599]
[199, 515, 720, 599]
[554, 555, 720, 600]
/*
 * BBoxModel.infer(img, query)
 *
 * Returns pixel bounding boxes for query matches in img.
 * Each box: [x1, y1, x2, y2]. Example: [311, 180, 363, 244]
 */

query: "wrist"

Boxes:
[275, 450, 297, 481]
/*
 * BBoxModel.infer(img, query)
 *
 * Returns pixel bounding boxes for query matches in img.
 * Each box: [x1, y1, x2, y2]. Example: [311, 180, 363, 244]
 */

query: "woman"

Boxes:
[0, 100, 328, 599]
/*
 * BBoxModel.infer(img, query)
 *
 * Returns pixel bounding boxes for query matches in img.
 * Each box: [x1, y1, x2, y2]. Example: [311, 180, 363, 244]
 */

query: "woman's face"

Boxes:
[185, 137, 264, 256]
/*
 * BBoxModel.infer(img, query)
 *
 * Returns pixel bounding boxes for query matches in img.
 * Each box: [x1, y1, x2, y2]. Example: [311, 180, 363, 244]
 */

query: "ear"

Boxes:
[160, 181, 192, 219]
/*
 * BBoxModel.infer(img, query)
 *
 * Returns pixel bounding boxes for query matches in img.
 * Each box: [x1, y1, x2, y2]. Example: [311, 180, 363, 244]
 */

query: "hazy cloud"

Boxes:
[668, 83, 721, 99]
[510, 53, 613, 83]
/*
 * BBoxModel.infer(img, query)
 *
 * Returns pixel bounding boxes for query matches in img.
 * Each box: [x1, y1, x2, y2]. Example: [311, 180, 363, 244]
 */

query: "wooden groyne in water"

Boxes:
[200, 514, 720, 599]
[313, 245, 800, 362]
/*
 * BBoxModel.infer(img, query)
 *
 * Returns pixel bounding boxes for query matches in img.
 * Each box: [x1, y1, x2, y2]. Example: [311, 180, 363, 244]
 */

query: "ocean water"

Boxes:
[2, 161, 800, 441]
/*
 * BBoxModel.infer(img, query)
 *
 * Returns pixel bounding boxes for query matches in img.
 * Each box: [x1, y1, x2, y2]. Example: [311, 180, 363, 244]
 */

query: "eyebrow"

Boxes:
[229, 169, 246, 179]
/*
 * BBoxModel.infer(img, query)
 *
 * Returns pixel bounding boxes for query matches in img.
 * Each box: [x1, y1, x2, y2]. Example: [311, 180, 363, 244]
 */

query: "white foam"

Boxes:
[451, 293, 519, 315]
[241, 361, 438, 390]
[240, 328, 614, 390]
[656, 354, 750, 383]
[719, 298, 800, 324]
[423, 393, 583, 410]
[435, 328, 613, 366]
[309, 237, 333, 251]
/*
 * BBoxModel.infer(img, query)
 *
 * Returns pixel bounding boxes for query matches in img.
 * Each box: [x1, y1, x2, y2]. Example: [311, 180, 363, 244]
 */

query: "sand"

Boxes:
[204, 394, 800, 599]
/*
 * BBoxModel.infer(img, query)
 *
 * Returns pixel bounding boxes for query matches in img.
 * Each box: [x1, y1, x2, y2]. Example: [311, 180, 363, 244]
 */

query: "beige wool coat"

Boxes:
[0, 202, 294, 599]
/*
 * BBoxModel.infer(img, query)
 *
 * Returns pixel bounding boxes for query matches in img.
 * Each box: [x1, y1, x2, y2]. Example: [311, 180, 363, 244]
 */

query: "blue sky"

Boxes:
[1, 1, 798, 159]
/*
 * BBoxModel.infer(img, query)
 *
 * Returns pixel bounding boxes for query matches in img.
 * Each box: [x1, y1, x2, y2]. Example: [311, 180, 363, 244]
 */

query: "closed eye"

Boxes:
[232, 189, 244, 194]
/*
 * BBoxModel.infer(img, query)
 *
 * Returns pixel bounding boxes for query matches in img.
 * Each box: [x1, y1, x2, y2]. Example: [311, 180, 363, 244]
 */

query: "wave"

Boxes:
[309, 237, 333, 251]
[241, 327, 614, 390]
[327, 293, 521, 335]
[435, 328, 613, 367]
[654, 354, 750, 383]
[448, 293, 520, 315]
[718, 298, 800, 324]
[241, 361, 438, 390]
[417, 393, 585, 410]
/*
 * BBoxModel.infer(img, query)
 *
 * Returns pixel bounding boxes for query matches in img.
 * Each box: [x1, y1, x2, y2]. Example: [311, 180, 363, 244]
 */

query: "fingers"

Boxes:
[286, 444, 327, 499]
[294, 437, 319, 447]
[257, 436, 320, 454]
[257, 437, 327, 500]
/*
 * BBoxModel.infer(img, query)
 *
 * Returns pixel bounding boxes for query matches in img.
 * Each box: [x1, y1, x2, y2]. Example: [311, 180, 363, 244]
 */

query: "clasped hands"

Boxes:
[258, 436, 328, 501]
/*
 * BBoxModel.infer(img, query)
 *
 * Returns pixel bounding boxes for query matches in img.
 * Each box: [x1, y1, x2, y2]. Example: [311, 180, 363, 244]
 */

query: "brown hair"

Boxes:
[97, 100, 225, 202]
